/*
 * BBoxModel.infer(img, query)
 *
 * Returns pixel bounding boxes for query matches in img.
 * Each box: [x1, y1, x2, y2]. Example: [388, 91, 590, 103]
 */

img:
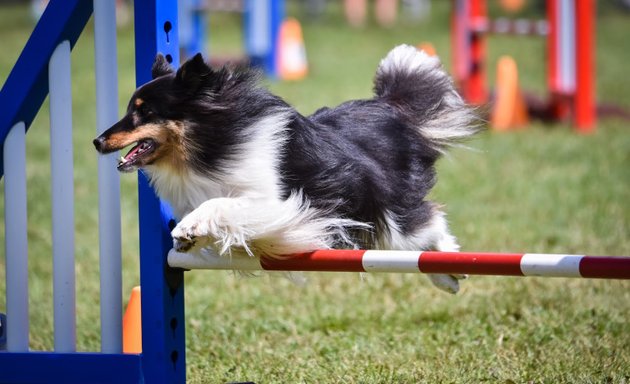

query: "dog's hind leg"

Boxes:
[380, 208, 466, 294]
[171, 192, 368, 258]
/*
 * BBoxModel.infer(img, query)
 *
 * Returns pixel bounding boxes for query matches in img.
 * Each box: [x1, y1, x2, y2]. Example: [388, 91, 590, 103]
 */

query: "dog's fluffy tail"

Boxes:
[374, 44, 480, 152]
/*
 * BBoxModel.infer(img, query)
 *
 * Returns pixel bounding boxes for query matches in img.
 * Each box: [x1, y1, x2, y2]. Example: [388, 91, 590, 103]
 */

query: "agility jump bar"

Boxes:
[168, 250, 630, 279]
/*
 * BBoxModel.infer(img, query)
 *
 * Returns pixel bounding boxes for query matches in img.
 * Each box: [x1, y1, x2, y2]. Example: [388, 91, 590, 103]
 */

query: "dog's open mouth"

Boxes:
[117, 139, 156, 172]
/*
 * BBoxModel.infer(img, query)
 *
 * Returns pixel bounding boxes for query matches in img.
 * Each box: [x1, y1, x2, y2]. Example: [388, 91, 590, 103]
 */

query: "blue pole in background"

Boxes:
[179, 0, 207, 59]
[244, 0, 284, 77]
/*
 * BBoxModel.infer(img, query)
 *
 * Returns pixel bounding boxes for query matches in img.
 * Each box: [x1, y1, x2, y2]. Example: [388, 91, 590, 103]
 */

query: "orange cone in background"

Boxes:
[417, 42, 437, 57]
[122, 286, 142, 354]
[277, 18, 308, 81]
[491, 55, 529, 131]
[499, 0, 526, 13]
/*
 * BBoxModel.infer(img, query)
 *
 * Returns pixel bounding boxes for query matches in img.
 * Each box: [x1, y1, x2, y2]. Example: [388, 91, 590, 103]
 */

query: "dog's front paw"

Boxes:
[172, 231, 197, 253]
[172, 217, 202, 253]
[171, 198, 250, 255]
[171, 204, 213, 252]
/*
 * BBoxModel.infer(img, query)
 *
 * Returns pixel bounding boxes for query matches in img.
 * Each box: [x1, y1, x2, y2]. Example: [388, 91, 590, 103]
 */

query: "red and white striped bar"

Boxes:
[168, 249, 630, 280]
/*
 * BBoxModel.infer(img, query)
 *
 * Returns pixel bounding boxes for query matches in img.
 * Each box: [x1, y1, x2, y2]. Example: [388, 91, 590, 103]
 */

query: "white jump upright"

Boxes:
[93, 0, 123, 354]
[555, 0, 576, 94]
[3, 122, 29, 352]
[49, 39, 77, 353]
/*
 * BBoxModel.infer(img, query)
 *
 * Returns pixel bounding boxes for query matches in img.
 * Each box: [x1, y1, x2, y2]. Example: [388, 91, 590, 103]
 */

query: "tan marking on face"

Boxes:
[148, 121, 191, 173]
[102, 121, 190, 172]
[102, 124, 162, 151]
[134, 98, 144, 108]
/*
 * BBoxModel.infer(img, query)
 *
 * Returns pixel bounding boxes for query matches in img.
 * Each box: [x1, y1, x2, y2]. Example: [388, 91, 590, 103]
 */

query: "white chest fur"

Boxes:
[144, 112, 291, 220]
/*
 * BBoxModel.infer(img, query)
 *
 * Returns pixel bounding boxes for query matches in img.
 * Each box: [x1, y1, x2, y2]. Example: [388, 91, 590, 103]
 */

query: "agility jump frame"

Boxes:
[451, 0, 596, 132]
[0, 1, 185, 382]
[0, 1, 628, 383]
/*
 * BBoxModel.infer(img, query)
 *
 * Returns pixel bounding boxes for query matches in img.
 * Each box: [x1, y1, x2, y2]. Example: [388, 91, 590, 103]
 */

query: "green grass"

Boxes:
[1, 1, 629, 383]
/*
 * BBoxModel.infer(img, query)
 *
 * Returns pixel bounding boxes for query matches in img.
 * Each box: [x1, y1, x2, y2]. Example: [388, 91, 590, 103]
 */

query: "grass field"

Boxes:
[1, 2, 629, 383]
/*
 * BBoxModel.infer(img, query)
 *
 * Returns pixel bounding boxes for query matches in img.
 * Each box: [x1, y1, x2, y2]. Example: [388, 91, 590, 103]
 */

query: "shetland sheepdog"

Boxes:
[93, 45, 478, 293]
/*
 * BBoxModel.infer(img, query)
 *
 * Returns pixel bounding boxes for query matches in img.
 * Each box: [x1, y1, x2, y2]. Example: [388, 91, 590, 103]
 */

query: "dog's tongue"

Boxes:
[123, 143, 143, 161]
[118, 143, 143, 169]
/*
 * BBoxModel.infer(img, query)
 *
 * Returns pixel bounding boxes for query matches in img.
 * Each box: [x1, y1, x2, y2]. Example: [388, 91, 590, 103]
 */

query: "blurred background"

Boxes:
[0, 1, 629, 382]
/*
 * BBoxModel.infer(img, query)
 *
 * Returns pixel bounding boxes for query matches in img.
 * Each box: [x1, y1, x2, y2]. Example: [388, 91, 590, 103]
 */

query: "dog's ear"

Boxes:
[175, 53, 212, 92]
[152, 54, 174, 79]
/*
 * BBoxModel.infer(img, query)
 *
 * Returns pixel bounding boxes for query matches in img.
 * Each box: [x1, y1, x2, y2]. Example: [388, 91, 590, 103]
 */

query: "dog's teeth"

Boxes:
[119, 156, 126, 163]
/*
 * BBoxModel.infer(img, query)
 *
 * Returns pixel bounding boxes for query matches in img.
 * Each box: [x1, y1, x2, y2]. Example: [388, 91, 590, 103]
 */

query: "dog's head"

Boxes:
[93, 53, 224, 173]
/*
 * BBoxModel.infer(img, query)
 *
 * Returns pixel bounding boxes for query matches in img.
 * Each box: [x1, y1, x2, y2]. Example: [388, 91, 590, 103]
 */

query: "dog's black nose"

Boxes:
[93, 136, 105, 152]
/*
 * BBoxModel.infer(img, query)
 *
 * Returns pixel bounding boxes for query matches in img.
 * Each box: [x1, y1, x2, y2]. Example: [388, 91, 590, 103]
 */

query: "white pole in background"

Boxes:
[3, 122, 29, 352]
[557, 0, 575, 93]
[49, 40, 77, 353]
[94, 0, 123, 354]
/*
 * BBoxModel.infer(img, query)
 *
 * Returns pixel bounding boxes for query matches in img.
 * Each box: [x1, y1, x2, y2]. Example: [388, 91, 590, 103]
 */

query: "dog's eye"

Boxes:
[137, 104, 153, 117]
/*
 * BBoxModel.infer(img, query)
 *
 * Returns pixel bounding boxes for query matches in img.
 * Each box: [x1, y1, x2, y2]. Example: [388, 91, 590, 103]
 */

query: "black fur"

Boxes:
[142, 54, 294, 175]
[282, 102, 440, 246]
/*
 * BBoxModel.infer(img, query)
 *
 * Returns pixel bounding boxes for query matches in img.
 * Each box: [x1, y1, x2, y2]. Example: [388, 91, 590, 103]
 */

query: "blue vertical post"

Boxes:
[179, 0, 207, 59]
[243, 0, 284, 77]
[268, 0, 284, 77]
[133, 1, 186, 383]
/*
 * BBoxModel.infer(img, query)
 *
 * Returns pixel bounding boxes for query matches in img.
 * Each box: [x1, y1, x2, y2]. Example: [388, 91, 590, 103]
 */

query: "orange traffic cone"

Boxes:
[416, 42, 437, 57]
[122, 286, 142, 354]
[491, 55, 529, 131]
[499, 0, 526, 13]
[277, 18, 308, 81]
